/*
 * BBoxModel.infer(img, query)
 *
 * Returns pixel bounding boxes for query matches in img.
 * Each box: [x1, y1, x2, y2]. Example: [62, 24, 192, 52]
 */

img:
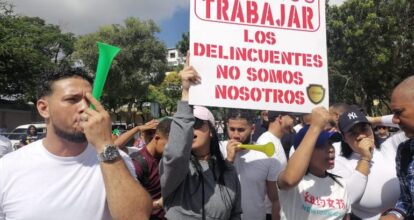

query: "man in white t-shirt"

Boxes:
[221, 109, 280, 220]
[257, 111, 295, 217]
[0, 68, 151, 220]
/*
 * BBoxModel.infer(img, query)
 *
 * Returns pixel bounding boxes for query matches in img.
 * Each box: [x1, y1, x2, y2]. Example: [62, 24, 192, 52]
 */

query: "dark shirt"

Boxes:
[132, 147, 165, 219]
[252, 118, 268, 143]
[281, 131, 296, 159]
[20, 135, 39, 146]
[376, 134, 390, 146]
[395, 139, 414, 217]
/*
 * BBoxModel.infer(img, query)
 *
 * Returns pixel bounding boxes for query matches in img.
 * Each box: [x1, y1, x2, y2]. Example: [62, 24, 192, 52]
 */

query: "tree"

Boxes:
[147, 72, 181, 116]
[327, 0, 413, 115]
[0, 0, 75, 102]
[176, 32, 189, 56]
[74, 17, 167, 122]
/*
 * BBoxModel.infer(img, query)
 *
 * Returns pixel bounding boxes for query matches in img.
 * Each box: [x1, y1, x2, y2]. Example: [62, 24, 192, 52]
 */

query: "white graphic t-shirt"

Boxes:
[279, 173, 351, 220]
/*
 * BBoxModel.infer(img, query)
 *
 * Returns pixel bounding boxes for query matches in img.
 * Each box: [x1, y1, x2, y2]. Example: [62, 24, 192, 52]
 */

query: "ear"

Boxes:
[154, 134, 161, 141]
[37, 98, 50, 119]
[277, 115, 284, 124]
[251, 124, 256, 134]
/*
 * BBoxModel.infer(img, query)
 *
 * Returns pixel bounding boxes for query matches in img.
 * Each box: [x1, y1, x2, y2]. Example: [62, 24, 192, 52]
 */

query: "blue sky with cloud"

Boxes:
[11, 0, 344, 48]
[157, 7, 190, 48]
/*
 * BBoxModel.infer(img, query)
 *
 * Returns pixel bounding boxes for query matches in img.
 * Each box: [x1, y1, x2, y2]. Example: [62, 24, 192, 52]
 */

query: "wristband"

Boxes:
[359, 158, 373, 164]
[388, 210, 404, 219]
[382, 208, 405, 219]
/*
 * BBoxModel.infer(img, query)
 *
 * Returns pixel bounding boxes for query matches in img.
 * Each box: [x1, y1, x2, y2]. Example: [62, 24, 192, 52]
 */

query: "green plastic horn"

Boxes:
[91, 42, 121, 107]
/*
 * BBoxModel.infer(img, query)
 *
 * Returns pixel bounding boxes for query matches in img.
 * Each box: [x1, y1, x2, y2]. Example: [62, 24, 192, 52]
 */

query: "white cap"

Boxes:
[193, 106, 215, 125]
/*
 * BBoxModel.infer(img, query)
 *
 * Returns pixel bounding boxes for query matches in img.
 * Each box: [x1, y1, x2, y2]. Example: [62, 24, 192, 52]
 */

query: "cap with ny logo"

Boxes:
[338, 106, 369, 134]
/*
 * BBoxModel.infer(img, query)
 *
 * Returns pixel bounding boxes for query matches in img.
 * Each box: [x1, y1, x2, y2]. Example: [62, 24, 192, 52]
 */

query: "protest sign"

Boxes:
[189, 0, 328, 112]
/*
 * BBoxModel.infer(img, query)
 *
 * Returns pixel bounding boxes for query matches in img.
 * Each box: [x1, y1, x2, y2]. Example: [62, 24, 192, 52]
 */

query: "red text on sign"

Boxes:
[246, 68, 303, 85]
[243, 29, 276, 45]
[215, 85, 305, 104]
[203, 0, 316, 31]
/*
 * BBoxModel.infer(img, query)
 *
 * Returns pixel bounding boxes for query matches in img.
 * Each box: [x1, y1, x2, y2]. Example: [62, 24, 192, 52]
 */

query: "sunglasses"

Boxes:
[194, 118, 207, 129]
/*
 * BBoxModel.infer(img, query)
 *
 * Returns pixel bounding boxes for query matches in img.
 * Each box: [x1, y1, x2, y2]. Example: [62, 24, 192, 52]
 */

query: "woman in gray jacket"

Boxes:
[160, 61, 241, 220]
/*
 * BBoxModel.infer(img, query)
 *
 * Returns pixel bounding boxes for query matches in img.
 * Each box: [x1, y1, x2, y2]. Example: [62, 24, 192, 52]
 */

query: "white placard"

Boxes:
[189, 0, 328, 113]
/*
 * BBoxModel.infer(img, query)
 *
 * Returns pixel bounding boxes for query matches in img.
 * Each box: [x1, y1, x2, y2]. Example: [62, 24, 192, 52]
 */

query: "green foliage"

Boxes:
[147, 72, 181, 115]
[74, 17, 167, 110]
[0, 1, 75, 101]
[176, 32, 189, 56]
[327, 0, 413, 114]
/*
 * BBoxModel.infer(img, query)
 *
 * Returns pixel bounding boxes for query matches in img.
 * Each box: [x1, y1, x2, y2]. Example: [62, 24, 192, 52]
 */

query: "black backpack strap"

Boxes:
[130, 151, 150, 187]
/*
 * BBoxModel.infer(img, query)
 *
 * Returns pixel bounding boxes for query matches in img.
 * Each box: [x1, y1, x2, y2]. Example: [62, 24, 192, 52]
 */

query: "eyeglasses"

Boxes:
[194, 118, 207, 129]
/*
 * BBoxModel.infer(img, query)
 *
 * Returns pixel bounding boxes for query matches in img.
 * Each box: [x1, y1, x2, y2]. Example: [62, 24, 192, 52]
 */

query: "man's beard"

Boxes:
[53, 124, 87, 143]
[242, 134, 252, 145]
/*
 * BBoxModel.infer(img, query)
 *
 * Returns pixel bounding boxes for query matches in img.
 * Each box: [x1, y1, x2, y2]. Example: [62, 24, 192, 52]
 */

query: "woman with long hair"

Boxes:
[331, 106, 400, 220]
[160, 61, 241, 220]
[19, 125, 40, 147]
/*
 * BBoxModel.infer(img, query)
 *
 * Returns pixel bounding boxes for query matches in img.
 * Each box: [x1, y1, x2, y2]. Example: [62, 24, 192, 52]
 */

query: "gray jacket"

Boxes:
[160, 101, 241, 220]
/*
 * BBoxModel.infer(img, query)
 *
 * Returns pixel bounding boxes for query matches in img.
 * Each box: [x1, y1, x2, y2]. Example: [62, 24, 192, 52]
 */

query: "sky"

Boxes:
[11, 0, 344, 48]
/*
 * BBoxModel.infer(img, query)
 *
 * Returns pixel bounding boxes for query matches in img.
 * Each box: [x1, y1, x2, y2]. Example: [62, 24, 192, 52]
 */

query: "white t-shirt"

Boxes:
[256, 131, 287, 168]
[293, 124, 304, 133]
[0, 136, 12, 159]
[331, 137, 402, 220]
[256, 131, 287, 214]
[279, 173, 351, 220]
[0, 140, 135, 220]
[220, 141, 279, 220]
[381, 131, 407, 156]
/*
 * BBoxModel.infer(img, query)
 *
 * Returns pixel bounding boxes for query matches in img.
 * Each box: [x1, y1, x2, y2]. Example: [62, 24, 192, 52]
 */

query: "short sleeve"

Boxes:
[267, 157, 279, 182]
[119, 150, 137, 179]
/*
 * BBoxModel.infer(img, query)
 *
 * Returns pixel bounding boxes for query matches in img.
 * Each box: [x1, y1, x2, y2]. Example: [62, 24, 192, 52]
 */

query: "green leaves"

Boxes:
[327, 0, 413, 114]
[0, 2, 75, 101]
[74, 17, 167, 114]
[147, 72, 181, 115]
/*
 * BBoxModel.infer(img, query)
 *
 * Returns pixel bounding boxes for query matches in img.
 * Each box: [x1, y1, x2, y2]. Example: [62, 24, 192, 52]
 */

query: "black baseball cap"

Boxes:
[338, 106, 369, 134]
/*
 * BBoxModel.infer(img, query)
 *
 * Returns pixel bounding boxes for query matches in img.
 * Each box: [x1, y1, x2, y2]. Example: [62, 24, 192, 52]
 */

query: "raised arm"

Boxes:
[114, 120, 159, 151]
[277, 107, 329, 190]
[81, 93, 152, 220]
[160, 55, 201, 197]
[160, 101, 195, 197]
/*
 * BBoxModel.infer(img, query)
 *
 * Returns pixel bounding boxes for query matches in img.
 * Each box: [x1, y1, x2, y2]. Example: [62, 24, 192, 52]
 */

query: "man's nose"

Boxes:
[79, 98, 89, 112]
[392, 114, 400, 124]
[231, 135, 241, 141]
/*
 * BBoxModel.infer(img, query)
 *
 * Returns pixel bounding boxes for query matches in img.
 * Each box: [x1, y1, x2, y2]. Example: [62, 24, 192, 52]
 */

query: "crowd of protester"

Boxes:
[0, 60, 413, 220]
